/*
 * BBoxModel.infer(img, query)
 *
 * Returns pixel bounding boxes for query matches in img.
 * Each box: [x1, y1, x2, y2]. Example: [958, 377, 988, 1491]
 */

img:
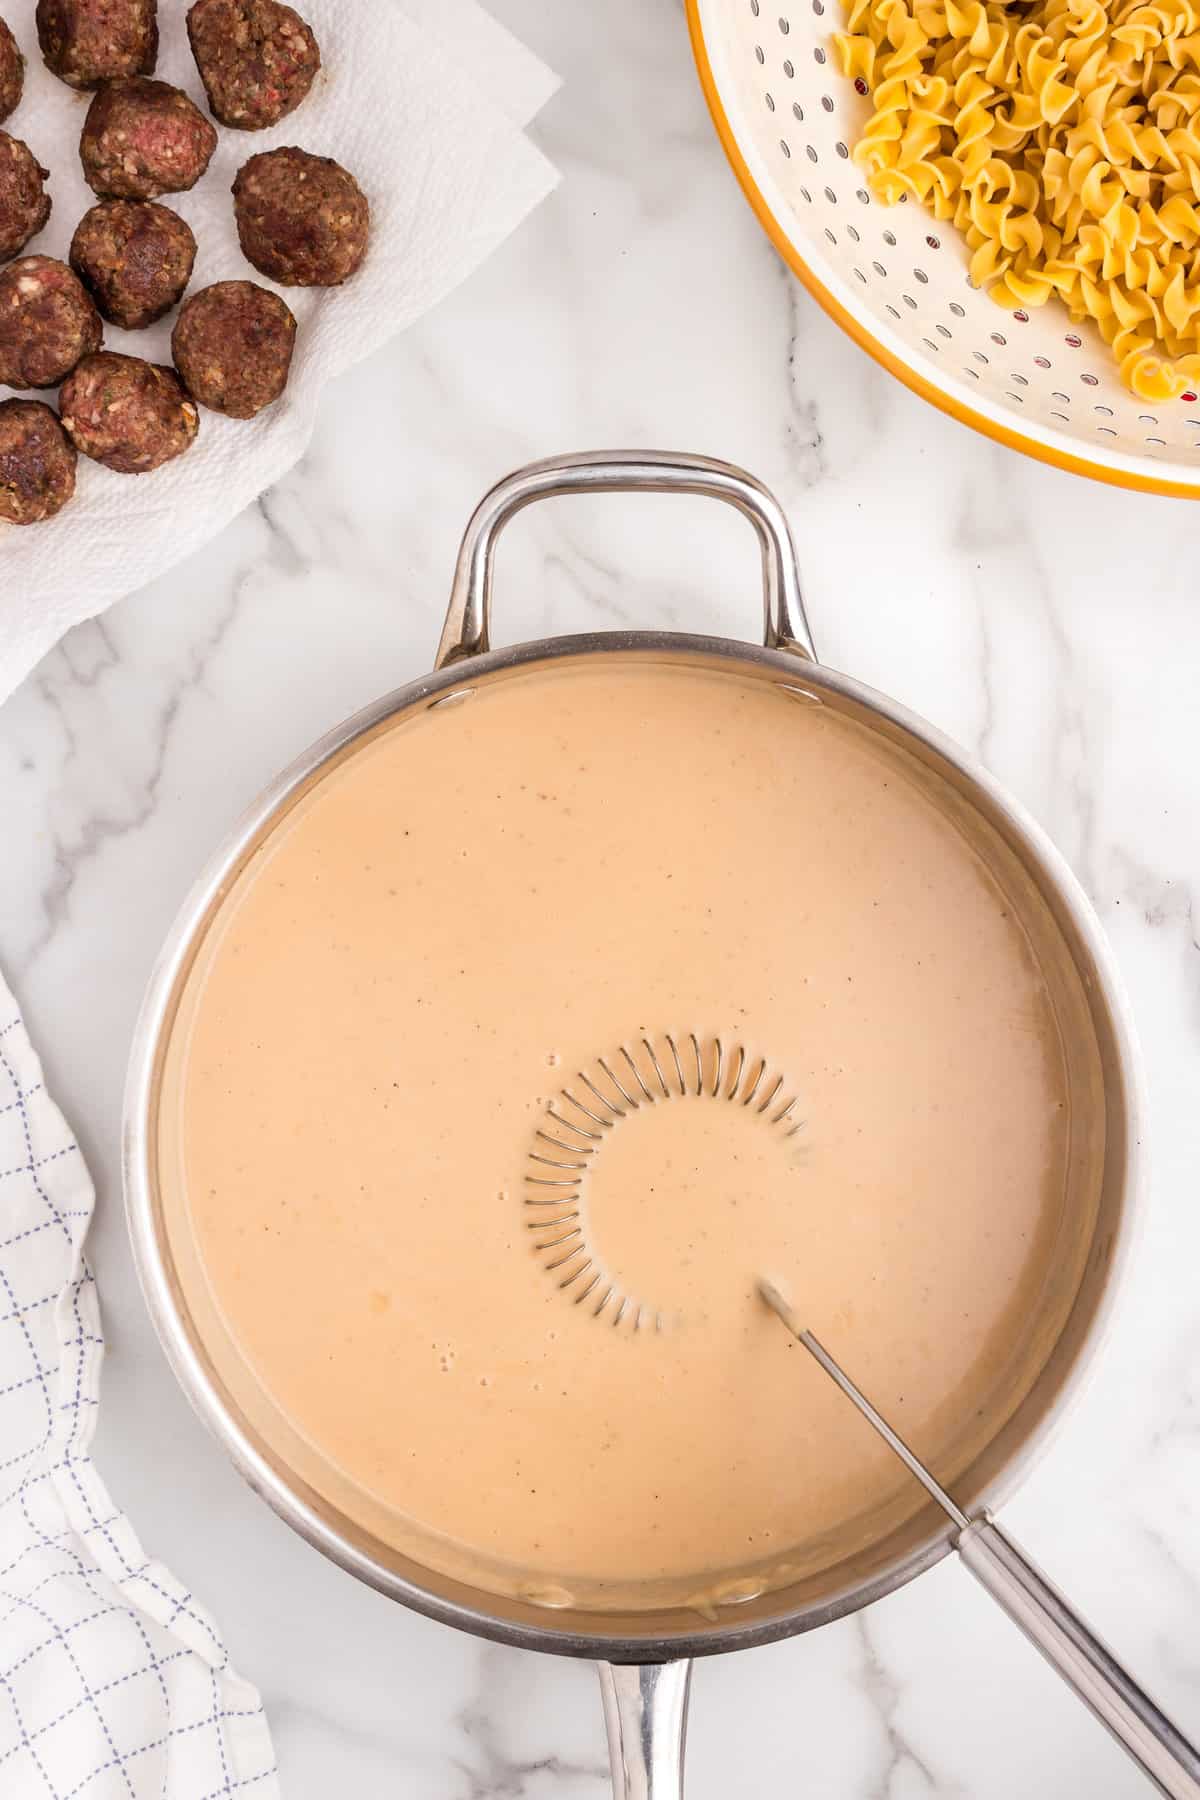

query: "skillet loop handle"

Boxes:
[598, 1661, 693, 1800]
[435, 451, 816, 669]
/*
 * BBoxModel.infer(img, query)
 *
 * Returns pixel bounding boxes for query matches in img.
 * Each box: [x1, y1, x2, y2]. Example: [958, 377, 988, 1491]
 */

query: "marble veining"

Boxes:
[2, 0, 1200, 1793]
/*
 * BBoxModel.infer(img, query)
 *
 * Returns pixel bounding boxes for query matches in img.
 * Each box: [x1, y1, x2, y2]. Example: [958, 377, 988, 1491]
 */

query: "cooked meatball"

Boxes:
[233, 146, 368, 287]
[60, 349, 197, 471]
[187, 0, 319, 130]
[81, 77, 217, 199]
[70, 199, 194, 328]
[36, 0, 156, 89]
[172, 280, 296, 418]
[0, 16, 24, 122]
[0, 256, 101, 389]
[0, 398, 76, 524]
[0, 133, 50, 263]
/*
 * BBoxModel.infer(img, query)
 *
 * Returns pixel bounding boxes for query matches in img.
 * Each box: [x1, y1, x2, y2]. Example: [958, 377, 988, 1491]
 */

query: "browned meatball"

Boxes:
[60, 349, 197, 471]
[233, 146, 368, 287]
[187, 0, 319, 130]
[36, 0, 156, 90]
[172, 280, 296, 418]
[0, 398, 76, 524]
[0, 256, 101, 389]
[0, 133, 50, 263]
[70, 199, 195, 328]
[81, 77, 217, 199]
[0, 16, 24, 122]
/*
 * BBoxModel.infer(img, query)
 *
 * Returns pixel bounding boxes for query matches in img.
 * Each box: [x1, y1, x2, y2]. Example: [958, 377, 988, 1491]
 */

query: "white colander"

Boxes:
[687, 0, 1200, 497]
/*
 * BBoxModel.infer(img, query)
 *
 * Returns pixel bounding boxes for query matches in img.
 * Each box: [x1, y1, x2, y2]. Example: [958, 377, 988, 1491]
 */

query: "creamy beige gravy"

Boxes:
[158, 656, 1094, 1609]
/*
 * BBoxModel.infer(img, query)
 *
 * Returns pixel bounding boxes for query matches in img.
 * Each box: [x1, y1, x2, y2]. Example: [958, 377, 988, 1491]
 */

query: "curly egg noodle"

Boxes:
[834, 0, 1200, 400]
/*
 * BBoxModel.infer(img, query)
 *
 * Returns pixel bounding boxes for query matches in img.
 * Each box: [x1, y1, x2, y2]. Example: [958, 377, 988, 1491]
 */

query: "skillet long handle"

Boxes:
[958, 1518, 1200, 1798]
[598, 1660, 692, 1799]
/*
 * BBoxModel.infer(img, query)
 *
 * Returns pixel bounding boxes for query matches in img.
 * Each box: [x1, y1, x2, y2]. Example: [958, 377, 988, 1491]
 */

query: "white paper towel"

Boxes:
[0, 0, 559, 702]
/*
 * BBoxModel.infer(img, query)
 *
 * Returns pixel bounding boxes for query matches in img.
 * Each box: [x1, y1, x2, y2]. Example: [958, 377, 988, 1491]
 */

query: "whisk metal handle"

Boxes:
[435, 450, 815, 669]
[958, 1518, 1200, 1799]
[598, 1660, 693, 1800]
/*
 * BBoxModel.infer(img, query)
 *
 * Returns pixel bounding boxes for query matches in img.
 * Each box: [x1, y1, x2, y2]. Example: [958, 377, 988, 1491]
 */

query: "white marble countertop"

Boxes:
[3, 1, 1199, 1794]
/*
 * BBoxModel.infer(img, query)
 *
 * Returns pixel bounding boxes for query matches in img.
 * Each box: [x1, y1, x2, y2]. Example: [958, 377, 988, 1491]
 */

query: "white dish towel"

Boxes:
[1, 964, 277, 1800]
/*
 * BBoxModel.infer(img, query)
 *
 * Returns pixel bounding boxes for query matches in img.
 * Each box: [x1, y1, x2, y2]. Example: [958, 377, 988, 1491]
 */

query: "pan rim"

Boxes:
[123, 628, 1143, 1662]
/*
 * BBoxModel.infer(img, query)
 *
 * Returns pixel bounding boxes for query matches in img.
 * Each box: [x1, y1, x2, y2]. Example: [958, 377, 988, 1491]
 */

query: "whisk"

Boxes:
[526, 1032, 803, 1330]
[759, 1280, 1200, 1799]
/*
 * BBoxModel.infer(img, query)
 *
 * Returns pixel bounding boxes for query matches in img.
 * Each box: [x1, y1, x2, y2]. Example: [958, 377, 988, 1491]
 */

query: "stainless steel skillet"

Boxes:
[125, 450, 1144, 1796]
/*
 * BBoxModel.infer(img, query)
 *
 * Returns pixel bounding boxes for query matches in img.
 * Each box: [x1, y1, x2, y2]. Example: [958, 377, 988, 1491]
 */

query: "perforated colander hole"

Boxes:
[800, 186, 812, 201]
[948, 301, 965, 317]
[1146, 436, 1167, 445]
[824, 227, 837, 244]
[822, 95, 835, 112]
[780, 139, 792, 157]
[1081, 373, 1099, 386]
[886, 304, 901, 319]
[926, 234, 940, 249]
[914, 268, 929, 283]
[854, 267, 867, 282]
[793, 101, 804, 120]
[1052, 390, 1070, 402]
[1050, 411, 1069, 421]
[1093, 404, 1114, 416]
[765, 92, 776, 112]
[1065, 333, 1082, 348]
[1187, 418, 1200, 427]
[836, 141, 849, 157]
[750, 0, 760, 12]
[872, 260, 886, 276]
[783, 58, 795, 76]
[923, 338, 940, 352]
[990, 332, 1007, 346]
[883, 230, 897, 246]
[755, 43, 766, 63]
[778, 12, 790, 28]
[1005, 392, 1024, 403]
[846, 223, 860, 240]
[936, 323, 951, 337]
[824, 185, 837, 203]
[973, 350, 989, 364]
[964, 366, 980, 378]
[1096, 426, 1117, 436]
[806, 144, 818, 161]
[1138, 414, 1159, 425]
[902, 292, 917, 308]
[1034, 356, 1051, 369]
[813, 0, 825, 14]
[1010, 373, 1029, 386]
[814, 45, 827, 61]
[856, 188, 870, 203]
[854, 75, 869, 94]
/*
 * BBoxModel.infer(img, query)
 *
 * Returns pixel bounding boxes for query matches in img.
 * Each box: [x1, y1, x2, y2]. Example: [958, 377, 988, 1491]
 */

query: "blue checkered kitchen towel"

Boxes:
[0, 968, 279, 1800]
